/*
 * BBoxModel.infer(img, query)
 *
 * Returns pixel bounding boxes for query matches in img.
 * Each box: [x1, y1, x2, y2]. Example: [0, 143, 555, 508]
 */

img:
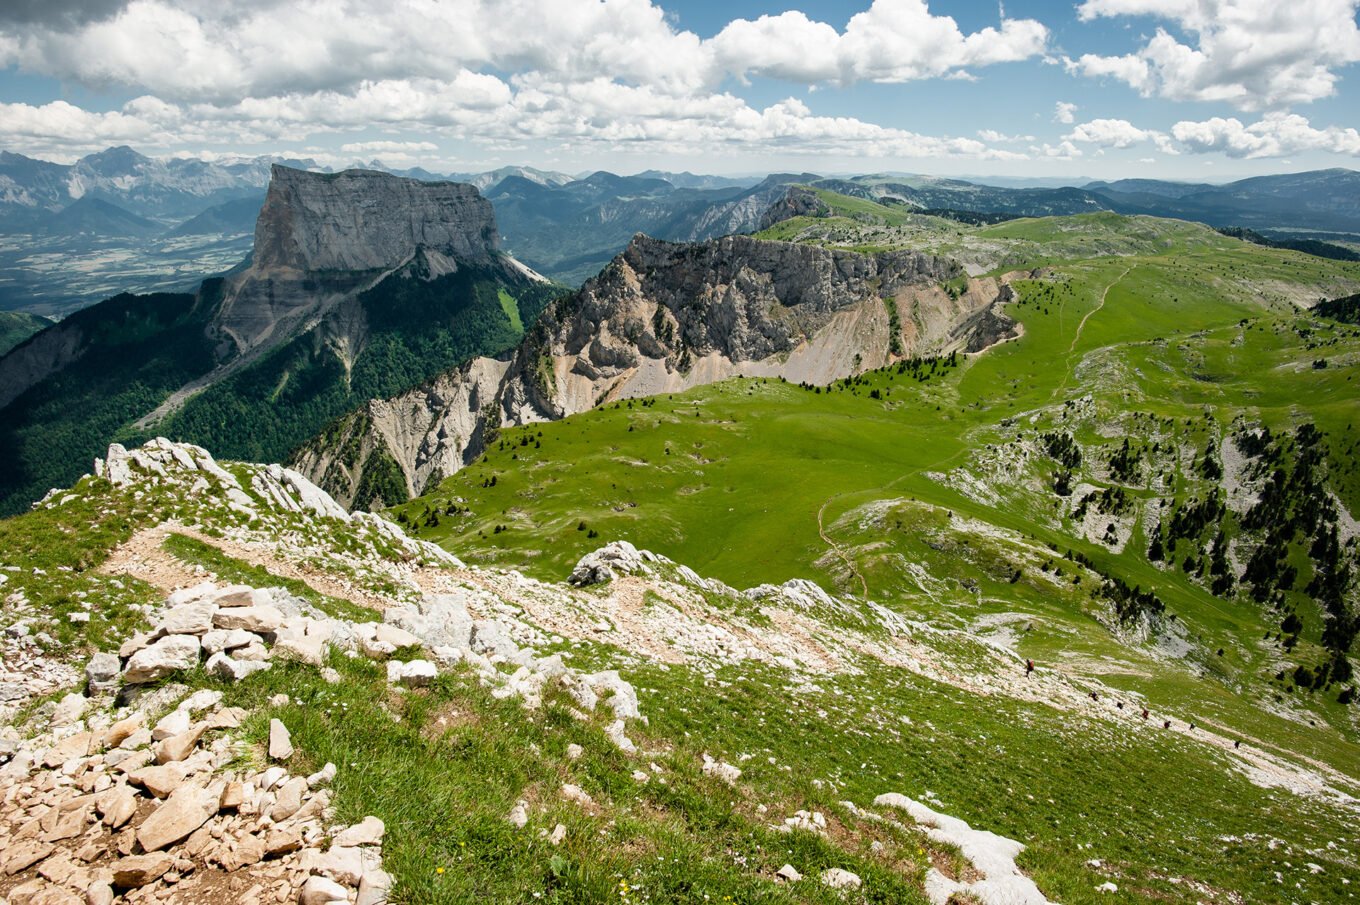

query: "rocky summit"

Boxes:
[217, 167, 512, 354]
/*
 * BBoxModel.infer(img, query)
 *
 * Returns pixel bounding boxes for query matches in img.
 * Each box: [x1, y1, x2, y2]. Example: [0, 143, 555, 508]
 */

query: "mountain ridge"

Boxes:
[293, 231, 1018, 507]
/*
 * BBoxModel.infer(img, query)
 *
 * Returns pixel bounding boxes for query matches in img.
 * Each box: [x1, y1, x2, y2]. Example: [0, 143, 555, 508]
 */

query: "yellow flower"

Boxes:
[436, 867, 445, 874]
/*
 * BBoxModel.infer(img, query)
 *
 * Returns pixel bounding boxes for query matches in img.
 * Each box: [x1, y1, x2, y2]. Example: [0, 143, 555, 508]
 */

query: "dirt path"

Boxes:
[817, 499, 870, 599]
[100, 522, 395, 612]
[1067, 265, 1132, 355]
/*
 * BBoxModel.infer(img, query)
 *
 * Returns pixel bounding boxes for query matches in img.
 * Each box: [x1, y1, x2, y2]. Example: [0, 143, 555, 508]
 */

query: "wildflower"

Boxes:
[436, 867, 445, 874]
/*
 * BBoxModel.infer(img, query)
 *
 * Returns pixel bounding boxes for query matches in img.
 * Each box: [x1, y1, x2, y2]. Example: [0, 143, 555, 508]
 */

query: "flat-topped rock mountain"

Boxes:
[295, 233, 1018, 508]
[0, 167, 555, 517]
[215, 166, 515, 355]
[250, 166, 500, 274]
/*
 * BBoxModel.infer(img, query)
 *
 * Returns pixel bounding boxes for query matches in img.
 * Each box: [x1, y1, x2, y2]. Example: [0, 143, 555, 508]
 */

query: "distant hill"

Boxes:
[1090, 169, 1360, 233]
[487, 171, 814, 286]
[1216, 226, 1360, 262]
[1084, 178, 1217, 199]
[166, 194, 266, 237]
[0, 311, 48, 356]
[41, 197, 161, 238]
[633, 170, 760, 190]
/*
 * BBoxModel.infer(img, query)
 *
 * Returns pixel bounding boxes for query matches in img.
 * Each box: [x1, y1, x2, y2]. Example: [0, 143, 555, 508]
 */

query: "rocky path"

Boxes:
[1067, 266, 1132, 356]
[100, 523, 393, 613]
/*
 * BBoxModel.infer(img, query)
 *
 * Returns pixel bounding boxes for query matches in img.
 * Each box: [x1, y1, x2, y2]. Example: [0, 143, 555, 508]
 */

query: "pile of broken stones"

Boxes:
[106, 580, 643, 747]
[0, 682, 389, 905]
[1, 576, 648, 904]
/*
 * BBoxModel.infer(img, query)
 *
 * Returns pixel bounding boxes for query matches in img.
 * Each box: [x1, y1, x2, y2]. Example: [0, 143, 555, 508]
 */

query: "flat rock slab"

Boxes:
[111, 853, 174, 888]
[269, 718, 293, 760]
[123, 635, 201, 684]
[213, 605, 284, 634]
[136, 785, 219, 852]
[333, 816, 385, 848]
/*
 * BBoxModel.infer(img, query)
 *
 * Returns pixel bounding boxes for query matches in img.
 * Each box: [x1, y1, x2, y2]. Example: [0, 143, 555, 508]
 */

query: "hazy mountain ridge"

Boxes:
[3, 148, 1357, 317]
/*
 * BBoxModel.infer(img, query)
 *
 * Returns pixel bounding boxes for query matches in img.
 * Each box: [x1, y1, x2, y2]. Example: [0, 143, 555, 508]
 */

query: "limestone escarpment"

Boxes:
[134, 165, 540, 432]
[213, 166, 506, 354]
[250, 166, 499, 273]
[295, 234, 1018, 508]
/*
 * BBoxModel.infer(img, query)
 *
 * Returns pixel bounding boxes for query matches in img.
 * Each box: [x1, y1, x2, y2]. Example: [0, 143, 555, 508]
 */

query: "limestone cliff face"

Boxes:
[250, 167, 499, 273]
[214, 166, 505, 354]
[758, 186, 830, 230]
[295, 234, 1018, 508]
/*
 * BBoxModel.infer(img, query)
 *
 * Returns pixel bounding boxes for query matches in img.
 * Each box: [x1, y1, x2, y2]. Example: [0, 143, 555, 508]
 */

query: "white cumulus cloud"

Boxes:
[1066, 118, 1179, 153]
[0, 1, 1054, 163]
[1171, 113, 1360, 157]
[1069, 0, 1360, 110]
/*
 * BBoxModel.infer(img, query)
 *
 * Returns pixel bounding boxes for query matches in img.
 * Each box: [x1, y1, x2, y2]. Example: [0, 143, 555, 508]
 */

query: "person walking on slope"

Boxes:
[1025, 659, 1034, 677]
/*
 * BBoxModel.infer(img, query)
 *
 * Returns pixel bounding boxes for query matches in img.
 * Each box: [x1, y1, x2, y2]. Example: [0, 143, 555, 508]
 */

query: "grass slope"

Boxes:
[398, 213, 1360, 765]
[0, 310, 48, 356]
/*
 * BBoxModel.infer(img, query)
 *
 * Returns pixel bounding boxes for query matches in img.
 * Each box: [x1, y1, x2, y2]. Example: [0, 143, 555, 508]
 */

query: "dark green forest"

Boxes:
[0, 289, 218, 515]
[0, 267, 561, 516]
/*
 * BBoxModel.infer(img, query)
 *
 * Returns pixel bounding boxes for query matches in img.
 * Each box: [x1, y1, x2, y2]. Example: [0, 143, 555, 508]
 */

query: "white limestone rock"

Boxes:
[387, 659, 437, 688]
[123, 635, 201, 684]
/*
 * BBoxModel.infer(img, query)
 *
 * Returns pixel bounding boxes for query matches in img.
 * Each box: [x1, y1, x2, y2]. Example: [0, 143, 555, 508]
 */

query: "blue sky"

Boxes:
[0, 0, 1357, 180]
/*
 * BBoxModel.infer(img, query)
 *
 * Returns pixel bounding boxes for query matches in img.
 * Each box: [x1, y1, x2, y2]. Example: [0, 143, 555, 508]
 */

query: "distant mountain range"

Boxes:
[0, 147, 312, 228]
[1, 146, 1357, 315]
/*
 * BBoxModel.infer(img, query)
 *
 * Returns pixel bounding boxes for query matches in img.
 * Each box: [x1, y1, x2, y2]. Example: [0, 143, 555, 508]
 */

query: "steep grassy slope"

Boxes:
[0, 290, 218, 514]
[396, 214, 1360, 756]
[2, 436, 1358, 905]
[0, 310, 49, 355]
[0, 268, 560, 516]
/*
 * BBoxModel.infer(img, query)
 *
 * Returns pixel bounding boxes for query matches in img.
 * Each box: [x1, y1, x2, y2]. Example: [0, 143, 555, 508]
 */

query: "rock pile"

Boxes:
[567, 541, 657, 586]
[110, 582, 316, 690]
[377, 591, 646, 744]
[0, 689, 389, 905]
[93, 579, 646, 755]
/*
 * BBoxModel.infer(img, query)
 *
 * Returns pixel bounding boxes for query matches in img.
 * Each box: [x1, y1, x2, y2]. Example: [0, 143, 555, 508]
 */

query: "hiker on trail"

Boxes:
[1163, 720, 1171, 729]
[1090, 691, 1099, 702]
[1141, 708, 1149, 721]
[1234, 740, 1241, 749]
[1116, 701, 1124, 710]
[1025, 659, 1034, 677]
[1189, 722, 1196, 731]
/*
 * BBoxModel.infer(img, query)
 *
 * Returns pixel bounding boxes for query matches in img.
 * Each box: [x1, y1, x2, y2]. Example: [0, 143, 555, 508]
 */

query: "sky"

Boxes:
[0, 0, 1358, 181]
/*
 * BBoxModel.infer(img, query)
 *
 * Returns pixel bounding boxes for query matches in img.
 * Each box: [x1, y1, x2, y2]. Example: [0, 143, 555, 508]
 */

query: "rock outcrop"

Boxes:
[295, 233, 1017, 506]
[757, 185, 830, 230]
[214, 166, 511, 356]
[251, 166, 499, 274]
